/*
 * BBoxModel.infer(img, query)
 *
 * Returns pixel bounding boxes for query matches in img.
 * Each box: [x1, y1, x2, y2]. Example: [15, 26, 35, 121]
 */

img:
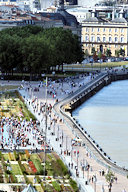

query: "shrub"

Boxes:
[13, 151, 19, 161]
[32, 159, 43, 175]
[25, 150, 30, 160]
[56, 159, 68, 175]
[0, 151, 2, 160]
[69, 178, 79, 192]
[52, 181, 61, 192]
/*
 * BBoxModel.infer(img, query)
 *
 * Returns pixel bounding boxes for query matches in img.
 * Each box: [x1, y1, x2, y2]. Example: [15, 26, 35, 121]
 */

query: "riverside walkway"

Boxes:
[1, 72, 128, 192]
[53, 72, 128, 176]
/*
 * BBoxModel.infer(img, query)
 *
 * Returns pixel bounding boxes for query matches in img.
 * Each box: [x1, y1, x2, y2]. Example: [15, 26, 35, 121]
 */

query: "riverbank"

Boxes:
[19, 73, 128, 192]
[0, 72, 128, 192]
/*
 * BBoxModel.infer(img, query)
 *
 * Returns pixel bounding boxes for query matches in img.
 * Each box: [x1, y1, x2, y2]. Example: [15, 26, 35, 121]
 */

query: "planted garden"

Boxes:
[0, 151, 78, 192]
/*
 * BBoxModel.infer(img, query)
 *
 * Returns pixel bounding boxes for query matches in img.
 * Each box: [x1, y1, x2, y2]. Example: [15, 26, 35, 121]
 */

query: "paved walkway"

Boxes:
[0, 74, 128, 192]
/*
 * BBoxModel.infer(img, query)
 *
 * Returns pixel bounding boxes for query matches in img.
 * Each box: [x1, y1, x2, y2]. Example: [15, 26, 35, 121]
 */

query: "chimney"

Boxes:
[119, 9, 124, 18]
[59, 0, 64, 10]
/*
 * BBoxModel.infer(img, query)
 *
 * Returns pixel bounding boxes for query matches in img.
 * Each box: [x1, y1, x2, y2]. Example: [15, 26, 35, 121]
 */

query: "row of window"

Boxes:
[85, 44, 124, 49]
[85, 28, 124, 33]
[85, 36, 124, 43]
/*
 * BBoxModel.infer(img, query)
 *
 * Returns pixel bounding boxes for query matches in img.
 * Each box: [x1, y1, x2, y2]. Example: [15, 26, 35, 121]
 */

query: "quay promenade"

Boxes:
[0, 71, 128, 192]
[21, 72, 128, 192]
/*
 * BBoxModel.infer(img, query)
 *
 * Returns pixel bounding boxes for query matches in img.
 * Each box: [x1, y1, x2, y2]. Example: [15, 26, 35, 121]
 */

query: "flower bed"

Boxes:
[32, 159, 43, 175]
[25, 150, 30, 160]
[11, 164, 23, 175]
[28, 161, 37, 173]
[8, 153, 15, 161]
[22, 164, 33, 175]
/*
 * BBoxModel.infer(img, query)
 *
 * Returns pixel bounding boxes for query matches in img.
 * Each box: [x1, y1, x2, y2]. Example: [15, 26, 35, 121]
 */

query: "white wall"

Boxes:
[40, 0, 55, 9]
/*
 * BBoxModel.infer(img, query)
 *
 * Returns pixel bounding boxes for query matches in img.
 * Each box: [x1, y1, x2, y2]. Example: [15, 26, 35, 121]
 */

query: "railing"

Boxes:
[53, 72, 128, 177]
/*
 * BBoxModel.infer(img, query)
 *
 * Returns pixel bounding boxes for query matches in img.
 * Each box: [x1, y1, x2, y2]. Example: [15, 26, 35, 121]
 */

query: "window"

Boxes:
[109, 28, 112, 33]
[103, 37, 106, 42]
[85, 36, 89, 42]
[86, 28, 88, 32]
[109, 36, 112, 42]
[115, 37, 118, 43]
[92, 28, 94, 32]
[97, 28, 100, 32]
[121, 28, 124, 33]
[91, 36, 94, 42]
[97, 36, 100, 42]
[103, 28, 106, 32]
[115, 28, 118, 33]
[121, 37, 124, 43]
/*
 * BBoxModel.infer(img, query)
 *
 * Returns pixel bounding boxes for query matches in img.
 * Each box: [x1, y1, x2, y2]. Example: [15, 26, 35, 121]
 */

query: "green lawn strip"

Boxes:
[0, 85, 19, 92]
[69, 178, 79, 192]
[64, 61, 128, 69]
[52, 181, 61, 192]
[46, 161, 54, 176]
[56, 159, 69, 176]
[27, 176, 34, 184]
[45, 184, 54, 192]
[3, 154, 8, 161]
[35, 185, 43, 192]
[32, 159, 44, 175]
[30, 154, 42, 162]
[10, 164, 23, 175]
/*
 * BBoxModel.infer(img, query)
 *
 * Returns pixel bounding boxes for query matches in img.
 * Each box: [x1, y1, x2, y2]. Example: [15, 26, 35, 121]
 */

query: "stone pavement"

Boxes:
[1, 74, 128, 192]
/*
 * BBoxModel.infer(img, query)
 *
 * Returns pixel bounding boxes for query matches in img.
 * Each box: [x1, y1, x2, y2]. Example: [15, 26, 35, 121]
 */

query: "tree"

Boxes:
[105, 169, 115, 192]
[0, 26, 84, 75]
[120, 48, 125, 57]
[106, 49, 111, 57]
[98, 51, 102, 59]
[115, 49, 120, 57]
[85, 49, 89, 57]
[91, 47, 96, 55]
[93, 53, 98, 62]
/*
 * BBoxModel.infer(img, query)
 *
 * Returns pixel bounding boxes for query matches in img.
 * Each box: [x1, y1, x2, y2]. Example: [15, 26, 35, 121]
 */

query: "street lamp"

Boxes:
[44, 77, 48, 182]
[93, 175, 97, 192]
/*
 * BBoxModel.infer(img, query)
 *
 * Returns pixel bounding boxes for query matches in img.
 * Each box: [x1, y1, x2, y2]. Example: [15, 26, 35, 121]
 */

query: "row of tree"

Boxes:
[0, 25, 83, 75]
[85, 47, 125, 61]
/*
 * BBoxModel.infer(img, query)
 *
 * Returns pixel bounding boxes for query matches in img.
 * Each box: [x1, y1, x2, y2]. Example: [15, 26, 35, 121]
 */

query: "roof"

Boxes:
[111, 17, 127, 23]
[22, 184, 37, 192]
[83, 17, 102, 22]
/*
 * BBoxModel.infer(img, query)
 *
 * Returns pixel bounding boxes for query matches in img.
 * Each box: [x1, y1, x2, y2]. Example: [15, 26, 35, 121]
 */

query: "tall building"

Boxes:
[81, 9, 128, 56]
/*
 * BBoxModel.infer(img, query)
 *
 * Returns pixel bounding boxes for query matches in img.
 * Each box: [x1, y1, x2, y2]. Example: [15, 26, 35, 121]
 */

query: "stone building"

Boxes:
[81, 9, 128, 56]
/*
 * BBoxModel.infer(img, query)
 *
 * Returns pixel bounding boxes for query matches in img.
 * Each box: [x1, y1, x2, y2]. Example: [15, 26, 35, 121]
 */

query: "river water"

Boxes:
[72, 80, 128, 169]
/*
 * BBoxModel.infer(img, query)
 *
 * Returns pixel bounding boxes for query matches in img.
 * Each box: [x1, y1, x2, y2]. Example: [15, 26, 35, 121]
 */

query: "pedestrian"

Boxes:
[101, 185, 105, 192]
[122, 189, 126, 192]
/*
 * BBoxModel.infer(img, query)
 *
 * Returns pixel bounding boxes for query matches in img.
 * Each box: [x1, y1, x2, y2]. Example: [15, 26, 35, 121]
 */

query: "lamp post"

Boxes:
[77, 151, 79, 169]
[44, 77, 48, 182]
[93, 175, 97, 192]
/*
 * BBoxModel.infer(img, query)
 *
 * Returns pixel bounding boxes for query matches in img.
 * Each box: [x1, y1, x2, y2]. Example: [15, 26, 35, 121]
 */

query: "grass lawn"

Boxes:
[3, 154, 9, 161]
[64, 61, 128, 69]
[35, 185, 44, 192]
[11, 164, 23, 175]
[27, 176, 34, 183]
[0, 85, 19, 92]
[30, 154, 42, 162]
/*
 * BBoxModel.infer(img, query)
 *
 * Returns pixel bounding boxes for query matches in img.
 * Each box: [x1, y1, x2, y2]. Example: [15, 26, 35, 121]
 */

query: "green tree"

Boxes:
[105, 169, 115, 192]
[119, 48, 125, 57]
[115, 49, 120, 57]
[91, 47, 96, 55]
[85, 49, 89, 57]
[98, 51, 102, 59]
[106, 49, 112, 57]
